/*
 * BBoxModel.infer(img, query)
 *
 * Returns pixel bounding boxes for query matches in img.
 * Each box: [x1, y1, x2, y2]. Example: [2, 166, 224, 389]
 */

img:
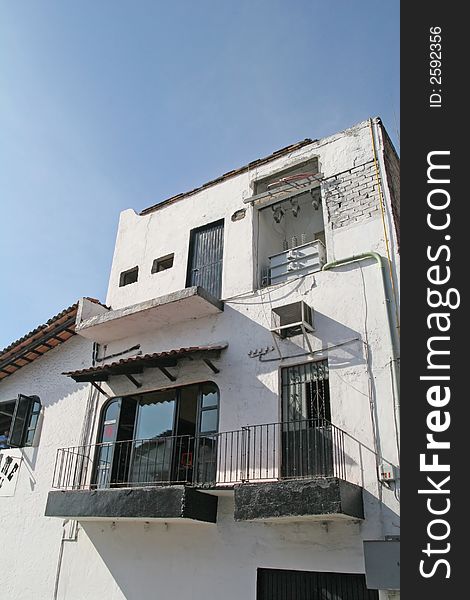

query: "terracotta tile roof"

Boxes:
[140, 138, 316, 215]
[63, 344, 228, 382]
[0, 298, 104, 382]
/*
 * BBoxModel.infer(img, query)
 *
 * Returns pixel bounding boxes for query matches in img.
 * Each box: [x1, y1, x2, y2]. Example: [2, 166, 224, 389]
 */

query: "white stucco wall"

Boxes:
[56, 499, 376, 600]
[105, 119, 382, 309]
[0, 336, 94, 600]
[0, 118, 400, 599]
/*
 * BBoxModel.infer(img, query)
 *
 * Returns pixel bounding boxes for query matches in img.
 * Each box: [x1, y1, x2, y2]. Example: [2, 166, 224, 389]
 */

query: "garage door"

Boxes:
[257, 569, 378, 599]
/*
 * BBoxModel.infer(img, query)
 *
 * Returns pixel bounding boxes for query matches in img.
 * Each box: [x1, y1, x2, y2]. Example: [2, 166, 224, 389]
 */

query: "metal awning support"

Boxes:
[203, 358, 219, 374]
[158, 367, 177, 382]
[125, 374, 142, 388]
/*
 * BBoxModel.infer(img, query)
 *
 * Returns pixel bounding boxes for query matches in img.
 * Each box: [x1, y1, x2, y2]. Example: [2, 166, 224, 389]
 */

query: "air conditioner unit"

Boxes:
[270, 301, 314, 338]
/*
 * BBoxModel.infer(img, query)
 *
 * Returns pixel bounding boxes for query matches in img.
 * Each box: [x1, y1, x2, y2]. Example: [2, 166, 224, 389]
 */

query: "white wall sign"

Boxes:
[0, 449, 22, 497]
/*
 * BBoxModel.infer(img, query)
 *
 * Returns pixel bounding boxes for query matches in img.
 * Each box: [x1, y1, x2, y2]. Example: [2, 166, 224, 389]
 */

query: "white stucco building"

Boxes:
[0, 118, 400, 599]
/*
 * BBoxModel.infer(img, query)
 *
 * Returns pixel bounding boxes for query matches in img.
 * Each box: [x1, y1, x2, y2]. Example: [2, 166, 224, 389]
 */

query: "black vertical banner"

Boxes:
[401, 4, 464, 598]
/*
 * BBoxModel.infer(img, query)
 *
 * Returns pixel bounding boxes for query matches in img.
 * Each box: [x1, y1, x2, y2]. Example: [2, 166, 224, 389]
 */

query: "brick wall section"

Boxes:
[322, 160, 380, 229]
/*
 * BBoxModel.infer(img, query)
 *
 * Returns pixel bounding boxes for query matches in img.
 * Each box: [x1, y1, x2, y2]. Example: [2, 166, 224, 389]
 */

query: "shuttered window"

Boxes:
[186, 220, 224, 299]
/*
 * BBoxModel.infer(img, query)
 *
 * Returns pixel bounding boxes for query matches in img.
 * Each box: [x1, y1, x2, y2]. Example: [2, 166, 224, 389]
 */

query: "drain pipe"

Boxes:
[322, 252, 400, 441]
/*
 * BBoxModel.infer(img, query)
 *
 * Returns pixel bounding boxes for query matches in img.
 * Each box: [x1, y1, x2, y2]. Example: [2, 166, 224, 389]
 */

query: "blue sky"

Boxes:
[0, 1, 399, 348]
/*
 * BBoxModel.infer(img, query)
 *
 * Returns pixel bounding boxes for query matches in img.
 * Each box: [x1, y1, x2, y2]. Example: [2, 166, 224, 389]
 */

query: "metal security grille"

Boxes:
[281, 360, 330, 422]
[257, 569, 379, 600]
[281, 361, 333, 478]
[186, 220, 224, 299]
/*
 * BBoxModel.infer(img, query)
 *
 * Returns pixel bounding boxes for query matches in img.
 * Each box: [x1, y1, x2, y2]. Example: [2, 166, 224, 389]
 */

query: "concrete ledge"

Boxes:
[234, 478, 363, 522]
[75, 286, 224, 343]
[45, 486, 218, 523]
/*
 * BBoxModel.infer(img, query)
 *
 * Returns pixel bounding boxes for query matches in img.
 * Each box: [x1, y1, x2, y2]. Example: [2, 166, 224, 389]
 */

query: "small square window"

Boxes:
[119, 266, 139, 287]
[151, 254, 174, 274]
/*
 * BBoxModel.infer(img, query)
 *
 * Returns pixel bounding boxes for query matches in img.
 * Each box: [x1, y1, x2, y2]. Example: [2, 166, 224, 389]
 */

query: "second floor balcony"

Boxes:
[45, 418, 365, 524]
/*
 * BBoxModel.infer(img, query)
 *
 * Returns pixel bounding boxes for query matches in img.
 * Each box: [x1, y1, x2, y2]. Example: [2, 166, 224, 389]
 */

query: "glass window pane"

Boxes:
[101, 399, 121, 443]
[201, 384, 218, 408]
[28, 412, 39, 429]
[8, 395, 31, 447]
[135, 391, 176, 440]
[25, 429, 35, 446]
[103, 399, 121, 424]
[200, 409, 218, 433]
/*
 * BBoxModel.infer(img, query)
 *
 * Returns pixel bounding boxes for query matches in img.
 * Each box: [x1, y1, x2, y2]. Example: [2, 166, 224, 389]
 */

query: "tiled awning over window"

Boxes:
[62, 344, 228, 384]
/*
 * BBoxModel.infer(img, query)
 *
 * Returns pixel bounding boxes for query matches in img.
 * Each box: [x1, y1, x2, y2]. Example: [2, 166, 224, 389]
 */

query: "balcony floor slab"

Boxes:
[75, 286, 223, 343]
[45, 485, 218, 523]
[234, 478, 364, 522]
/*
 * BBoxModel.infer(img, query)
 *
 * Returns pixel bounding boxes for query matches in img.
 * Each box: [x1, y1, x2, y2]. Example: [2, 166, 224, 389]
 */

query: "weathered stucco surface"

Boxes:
[0, 118, 399, 599]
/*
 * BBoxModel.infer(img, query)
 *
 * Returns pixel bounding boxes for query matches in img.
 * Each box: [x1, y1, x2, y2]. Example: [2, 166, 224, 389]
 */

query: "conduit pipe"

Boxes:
[322, 253, 400, 436]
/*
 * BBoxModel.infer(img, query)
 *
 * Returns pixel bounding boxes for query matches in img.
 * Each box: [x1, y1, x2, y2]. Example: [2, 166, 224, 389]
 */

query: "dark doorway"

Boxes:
[257, 569, 378, 600]
[186, 219, 224, 299]
[281, 361, 334, 478]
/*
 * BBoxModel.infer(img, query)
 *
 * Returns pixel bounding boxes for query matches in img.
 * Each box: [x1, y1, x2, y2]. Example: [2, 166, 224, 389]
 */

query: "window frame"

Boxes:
[119, 266, 139, 287]
[198, 382, 220, 434]
[1, 394, 42, 448]
[96, 382, 220, 444]
[151, 253, 175, 274]
[94, 383, 220, 487]
[280, 359, 331, 424]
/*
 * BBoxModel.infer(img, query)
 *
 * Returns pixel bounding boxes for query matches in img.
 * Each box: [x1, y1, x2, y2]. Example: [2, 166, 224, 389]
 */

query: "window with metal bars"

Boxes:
[281, 360, 330, 423]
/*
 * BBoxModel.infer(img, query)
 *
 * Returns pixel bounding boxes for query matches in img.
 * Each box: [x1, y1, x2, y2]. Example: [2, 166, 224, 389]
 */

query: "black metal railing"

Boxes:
[52, 419, 355, 490]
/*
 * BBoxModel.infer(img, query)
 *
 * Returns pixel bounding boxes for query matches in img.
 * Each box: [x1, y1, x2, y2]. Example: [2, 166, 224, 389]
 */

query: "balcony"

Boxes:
[45, 419, 364, 523]
[74, 287, 224, 344]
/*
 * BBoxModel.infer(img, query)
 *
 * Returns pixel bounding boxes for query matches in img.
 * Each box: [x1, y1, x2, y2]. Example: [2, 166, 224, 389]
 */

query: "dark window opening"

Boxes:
[151, 254, 174, 274]
[255, 160, 326, 289]
[94, 383, 219, 488]
[0, 395, 41, 449]
[119, 266, 139, 287]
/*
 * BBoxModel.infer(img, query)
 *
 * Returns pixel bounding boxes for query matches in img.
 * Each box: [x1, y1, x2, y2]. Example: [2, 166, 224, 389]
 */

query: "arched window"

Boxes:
[94, 383, 219, 487]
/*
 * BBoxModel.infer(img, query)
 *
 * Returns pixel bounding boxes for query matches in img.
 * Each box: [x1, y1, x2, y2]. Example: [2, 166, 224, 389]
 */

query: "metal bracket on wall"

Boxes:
[125, 374, 142, 388]
[158, 366, 177, 382]
[300, 324, 314, 354]
[248, 346, 275, 359]
[203, 358, 219, 374]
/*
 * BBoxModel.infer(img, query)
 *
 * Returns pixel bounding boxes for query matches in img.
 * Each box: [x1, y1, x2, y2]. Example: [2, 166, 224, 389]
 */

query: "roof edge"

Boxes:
[0, 297, 103, 382]
[140, 138, 316, 216]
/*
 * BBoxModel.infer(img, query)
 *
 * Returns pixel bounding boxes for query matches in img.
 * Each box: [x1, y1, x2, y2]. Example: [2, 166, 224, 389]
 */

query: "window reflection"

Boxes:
[95, 383, 219, 487]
